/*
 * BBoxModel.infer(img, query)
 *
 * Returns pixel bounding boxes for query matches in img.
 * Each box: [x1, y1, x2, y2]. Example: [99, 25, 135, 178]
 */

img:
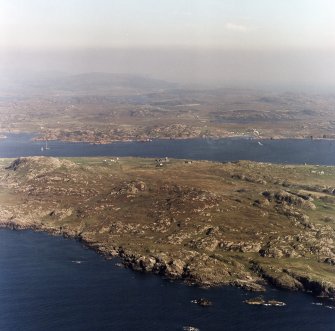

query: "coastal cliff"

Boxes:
[1, 156, 335, 298]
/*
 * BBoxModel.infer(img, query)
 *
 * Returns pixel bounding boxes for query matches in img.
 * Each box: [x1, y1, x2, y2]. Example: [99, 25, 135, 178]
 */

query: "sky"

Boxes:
[1, 0, 335, 89]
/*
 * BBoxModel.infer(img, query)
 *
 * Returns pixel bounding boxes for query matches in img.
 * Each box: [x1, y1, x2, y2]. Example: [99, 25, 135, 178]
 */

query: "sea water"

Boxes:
[0, 230, 334, 331]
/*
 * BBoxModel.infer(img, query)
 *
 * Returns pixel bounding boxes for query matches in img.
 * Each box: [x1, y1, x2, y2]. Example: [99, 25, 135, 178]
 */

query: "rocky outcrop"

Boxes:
[262, 190, 316, 210]
[244, 297, 286, 306]
[232, 173, 267, 185]
[251, 262, 304, 291]
[5, 158, 28, 171]
[284, 269, 335, 298]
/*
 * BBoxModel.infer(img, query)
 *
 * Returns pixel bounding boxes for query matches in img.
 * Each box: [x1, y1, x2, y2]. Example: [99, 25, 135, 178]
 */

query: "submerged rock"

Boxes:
[191, 298, 213, 307]
[183, 326, 200, 331]
[266, 300, 286, 307]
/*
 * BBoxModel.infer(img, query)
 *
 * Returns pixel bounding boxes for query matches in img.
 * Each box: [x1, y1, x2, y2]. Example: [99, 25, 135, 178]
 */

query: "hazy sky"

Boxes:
[1, 0, 334, 49]
[1, 0, 335, 89]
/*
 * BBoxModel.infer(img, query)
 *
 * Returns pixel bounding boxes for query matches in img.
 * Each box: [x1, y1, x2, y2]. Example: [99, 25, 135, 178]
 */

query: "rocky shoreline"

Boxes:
[2, 218, 335, 299]
[31, 130, 335, 145]
[3, 127, 335, 145]
[0, 220, 264, 292]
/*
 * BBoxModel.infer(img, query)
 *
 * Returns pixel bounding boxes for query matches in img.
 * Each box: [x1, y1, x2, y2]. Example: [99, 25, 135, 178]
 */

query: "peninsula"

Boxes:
[1, 156, 335, 298]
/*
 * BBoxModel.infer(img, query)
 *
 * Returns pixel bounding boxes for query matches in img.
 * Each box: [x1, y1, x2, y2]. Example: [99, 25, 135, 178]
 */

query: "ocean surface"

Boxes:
[1, 133, 335, 331]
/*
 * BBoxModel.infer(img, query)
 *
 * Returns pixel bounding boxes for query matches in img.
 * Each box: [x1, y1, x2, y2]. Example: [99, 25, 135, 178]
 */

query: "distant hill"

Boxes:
[59, 72, 176, 90]
[3, 72, 177, 95]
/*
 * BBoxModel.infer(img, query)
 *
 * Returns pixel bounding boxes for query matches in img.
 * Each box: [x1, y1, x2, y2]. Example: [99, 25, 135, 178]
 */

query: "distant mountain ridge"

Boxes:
[3, 72, 177, 95]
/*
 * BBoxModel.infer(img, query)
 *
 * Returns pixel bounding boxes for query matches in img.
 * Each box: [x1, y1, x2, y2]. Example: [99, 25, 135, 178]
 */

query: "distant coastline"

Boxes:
[2, 129, 335, 145]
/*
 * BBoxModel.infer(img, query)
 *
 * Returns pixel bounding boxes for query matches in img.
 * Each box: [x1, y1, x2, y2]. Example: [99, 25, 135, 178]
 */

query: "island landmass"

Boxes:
[0, 156, 334, 298]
